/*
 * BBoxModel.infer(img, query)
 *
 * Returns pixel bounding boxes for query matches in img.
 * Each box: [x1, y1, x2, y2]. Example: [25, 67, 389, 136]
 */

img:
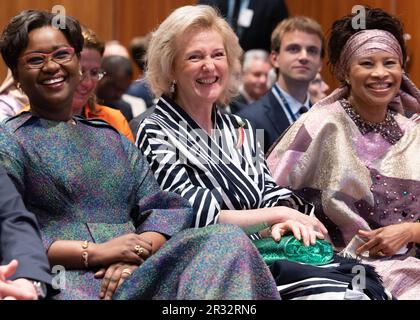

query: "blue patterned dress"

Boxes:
[0, 113, 279, 300]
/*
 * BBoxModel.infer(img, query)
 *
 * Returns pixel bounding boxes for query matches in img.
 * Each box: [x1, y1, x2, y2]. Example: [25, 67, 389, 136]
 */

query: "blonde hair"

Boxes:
[271, 16, 325, 58]
[82, 25, 105, 55]
[146, 5, 242, 106]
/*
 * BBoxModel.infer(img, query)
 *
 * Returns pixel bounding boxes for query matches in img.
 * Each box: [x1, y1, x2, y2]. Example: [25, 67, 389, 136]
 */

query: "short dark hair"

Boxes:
[129, 34, 151, 71]
[328, 7, 407, 79]
[101, 56, 133, 78]
[0, 10, 84, 73]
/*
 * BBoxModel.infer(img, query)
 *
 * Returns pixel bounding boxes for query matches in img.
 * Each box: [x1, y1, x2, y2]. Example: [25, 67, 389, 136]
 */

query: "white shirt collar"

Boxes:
[238, 85, 255, 104]
[276, 84, 310, 117]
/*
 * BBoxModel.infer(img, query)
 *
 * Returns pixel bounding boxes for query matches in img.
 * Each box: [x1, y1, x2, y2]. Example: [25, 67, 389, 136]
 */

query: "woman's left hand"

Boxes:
[95, 263, 138, 300]
[276, 207, 328, 237]
[269, 220, 325, 246]
[356, 223, 413, 257]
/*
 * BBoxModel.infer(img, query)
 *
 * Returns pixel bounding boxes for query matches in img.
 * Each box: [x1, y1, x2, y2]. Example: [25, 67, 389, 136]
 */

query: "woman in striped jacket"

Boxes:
[137, 5, 389, 300]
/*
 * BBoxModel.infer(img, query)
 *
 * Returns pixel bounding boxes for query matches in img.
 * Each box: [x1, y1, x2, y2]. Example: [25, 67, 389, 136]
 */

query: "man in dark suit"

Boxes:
[198, 0, 288, 52]
[230, 49, 271, 114]
[238, 16, 324, 154]
[0, 165, 52, 299]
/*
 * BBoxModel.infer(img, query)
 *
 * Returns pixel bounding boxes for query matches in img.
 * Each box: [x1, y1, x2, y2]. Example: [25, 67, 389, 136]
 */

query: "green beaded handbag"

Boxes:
[253, 236, 334, 266]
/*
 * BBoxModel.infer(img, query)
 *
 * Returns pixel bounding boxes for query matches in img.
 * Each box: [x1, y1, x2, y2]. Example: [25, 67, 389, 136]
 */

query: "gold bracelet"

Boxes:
[81, 240, 89, 268]
[82, 240, 89, 250]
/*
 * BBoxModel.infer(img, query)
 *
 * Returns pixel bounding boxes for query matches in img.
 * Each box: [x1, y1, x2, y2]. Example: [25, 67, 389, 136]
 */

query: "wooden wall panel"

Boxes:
[395, 0, 420, 86]
[114, 0, 195, 48]
[0, 0, 114, 45]
[114, 0, 194, 78]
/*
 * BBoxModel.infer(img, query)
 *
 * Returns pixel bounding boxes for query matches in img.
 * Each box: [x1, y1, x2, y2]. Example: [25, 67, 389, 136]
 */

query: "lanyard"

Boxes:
[271, 84, 297, 123]
[228, 0, 251, 37]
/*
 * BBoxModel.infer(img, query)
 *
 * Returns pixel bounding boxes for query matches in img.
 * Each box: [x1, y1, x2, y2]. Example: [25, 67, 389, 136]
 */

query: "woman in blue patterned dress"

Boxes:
[0, 10, 279, 300]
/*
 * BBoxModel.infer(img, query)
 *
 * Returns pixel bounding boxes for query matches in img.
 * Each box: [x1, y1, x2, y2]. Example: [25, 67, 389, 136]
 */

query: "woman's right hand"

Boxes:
[90, 233, 152, 267]
[95, 263, 139, 300]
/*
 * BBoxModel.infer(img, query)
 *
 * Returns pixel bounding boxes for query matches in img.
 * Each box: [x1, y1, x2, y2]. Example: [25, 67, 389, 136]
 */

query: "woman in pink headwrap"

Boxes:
[267, 8, 420, 299]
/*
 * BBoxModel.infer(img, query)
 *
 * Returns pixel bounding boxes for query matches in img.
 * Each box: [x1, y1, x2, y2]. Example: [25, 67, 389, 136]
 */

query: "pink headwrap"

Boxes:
[316, 29, 420, 115]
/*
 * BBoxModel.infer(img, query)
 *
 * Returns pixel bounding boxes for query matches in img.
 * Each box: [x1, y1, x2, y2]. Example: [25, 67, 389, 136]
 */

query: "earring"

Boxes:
[16, 82, 22, 91]
[170, 80, 176, 93]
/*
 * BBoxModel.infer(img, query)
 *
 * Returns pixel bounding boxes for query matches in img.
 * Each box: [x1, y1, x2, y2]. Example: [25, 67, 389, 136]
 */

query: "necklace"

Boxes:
[340, 99, 403, 145]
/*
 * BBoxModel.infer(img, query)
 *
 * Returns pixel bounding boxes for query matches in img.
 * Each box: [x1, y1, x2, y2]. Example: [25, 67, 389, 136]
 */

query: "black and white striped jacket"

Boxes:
[137, 96, 313, 230]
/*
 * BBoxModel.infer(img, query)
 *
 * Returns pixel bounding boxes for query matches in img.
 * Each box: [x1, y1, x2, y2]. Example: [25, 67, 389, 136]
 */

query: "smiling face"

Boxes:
[272, 30, 322, 86]
[72, 48, 102, 112]
[172, 28, 229, 109]
[15, 26, 80, 119]
[242, 60, 271, 100]
[348, 51, 402, 113]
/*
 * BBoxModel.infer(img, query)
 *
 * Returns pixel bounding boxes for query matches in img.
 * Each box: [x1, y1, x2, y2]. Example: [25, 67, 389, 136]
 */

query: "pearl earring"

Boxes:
[170, 80, 176, 93]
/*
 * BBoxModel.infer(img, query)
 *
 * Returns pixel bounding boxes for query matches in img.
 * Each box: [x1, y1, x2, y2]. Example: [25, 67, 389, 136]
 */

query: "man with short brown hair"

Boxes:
[238, 16, 325, 154]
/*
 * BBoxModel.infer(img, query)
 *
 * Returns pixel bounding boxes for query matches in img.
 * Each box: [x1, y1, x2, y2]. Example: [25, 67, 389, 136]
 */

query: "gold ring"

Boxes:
[377, 250, 386, 257]
[134, 245, 144, 257]
[121, 268, 132, 276]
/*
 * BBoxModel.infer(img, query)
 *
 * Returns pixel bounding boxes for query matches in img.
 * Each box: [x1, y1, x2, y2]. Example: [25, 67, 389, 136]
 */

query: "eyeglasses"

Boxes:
[20, 47, 75, 69]
[81, 69, 106, 82]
